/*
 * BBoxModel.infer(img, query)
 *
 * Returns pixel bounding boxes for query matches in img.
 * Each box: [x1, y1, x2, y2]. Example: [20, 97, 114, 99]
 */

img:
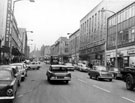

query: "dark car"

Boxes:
[88, 65, 113, 81]
[46, 65, 71, 84]
[0, 67, 18, 103]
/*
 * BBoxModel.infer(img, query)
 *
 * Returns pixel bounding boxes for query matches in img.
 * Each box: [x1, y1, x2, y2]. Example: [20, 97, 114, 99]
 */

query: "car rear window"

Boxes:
[0, 70, 12, 80]
[51, 67, 67, 72]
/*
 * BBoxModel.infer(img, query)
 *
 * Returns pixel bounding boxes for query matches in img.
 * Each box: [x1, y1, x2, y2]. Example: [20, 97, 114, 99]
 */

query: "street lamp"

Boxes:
[13, 0, 35, 14]
[101, 8, 118, 68]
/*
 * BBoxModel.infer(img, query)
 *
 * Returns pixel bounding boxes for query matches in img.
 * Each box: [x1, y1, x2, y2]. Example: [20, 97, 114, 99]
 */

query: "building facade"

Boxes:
[80, 0, 134, 66]
[106, 2, 135, 68]
[19, 28, 28, 58]
[50, 37, 69, 63]
[68, 29, 80, 63]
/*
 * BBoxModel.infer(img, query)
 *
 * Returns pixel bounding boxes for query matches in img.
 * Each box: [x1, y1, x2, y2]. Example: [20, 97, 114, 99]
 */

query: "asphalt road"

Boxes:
[15, 63, 135, 103]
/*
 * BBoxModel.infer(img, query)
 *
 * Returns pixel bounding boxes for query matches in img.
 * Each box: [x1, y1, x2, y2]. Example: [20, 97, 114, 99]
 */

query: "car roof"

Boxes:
[51, 65, 66, 68]
[10, 63, 24, 66]
[0, 66, 14, 71]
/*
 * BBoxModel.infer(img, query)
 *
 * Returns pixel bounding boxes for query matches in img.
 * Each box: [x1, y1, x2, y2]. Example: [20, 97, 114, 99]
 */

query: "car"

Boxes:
[0, 65, 21, 87]
[109, 67, 122, 79]
[79, 63, 90, 72]
[46, 65, 71, 84]
[88, 65, 113, 81]
[0, 67, 18, 103]
[27, 62, 40, 70]
[10, 63, 27, 81]
[65, 63, 75, 71]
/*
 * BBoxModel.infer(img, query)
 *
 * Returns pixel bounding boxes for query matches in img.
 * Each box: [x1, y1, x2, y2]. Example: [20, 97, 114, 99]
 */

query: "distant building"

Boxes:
[19, 28, 28, 58]
[68, 29, 80, 63]
[44, 45, 51, 57]
[50, 37, 69, 63]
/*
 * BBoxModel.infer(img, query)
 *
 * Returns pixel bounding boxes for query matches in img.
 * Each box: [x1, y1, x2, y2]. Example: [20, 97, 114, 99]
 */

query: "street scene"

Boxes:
[0, 0, 135, 103]
[14, 63, 135, 103]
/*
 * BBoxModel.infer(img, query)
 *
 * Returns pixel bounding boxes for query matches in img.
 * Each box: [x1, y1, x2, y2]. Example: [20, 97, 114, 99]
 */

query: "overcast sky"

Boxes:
[14, 0, 102, 51]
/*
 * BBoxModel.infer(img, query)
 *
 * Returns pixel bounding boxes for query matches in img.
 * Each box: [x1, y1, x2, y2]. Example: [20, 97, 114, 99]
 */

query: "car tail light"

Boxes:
[7, 89, 13, 96]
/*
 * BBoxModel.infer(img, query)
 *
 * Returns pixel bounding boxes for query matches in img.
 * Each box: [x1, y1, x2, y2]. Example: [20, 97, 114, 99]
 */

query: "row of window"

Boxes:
[80, 8, 105, 48]
[108, 3, 135, 27]
[107, 26, 135, 47]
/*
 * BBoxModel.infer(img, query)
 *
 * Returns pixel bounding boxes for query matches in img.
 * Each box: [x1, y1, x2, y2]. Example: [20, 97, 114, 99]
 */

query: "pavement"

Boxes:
[15, 62, 135, 103]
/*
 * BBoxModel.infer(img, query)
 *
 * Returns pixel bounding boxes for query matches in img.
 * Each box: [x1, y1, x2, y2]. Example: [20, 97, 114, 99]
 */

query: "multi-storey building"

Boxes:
[68, 29, 80, 63]
[19, 28, 28, 58]
[0, 0, 24, 63]
[50, 37, 69, 63]
[80, 0, 134, 66]
[44, 45, 51, 57]
[107, 2, 135, 68]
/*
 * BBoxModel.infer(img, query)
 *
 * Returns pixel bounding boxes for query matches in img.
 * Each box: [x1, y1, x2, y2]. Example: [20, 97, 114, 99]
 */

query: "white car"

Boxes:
[65, 63, 75, 71]
[27, 62, 40, 70]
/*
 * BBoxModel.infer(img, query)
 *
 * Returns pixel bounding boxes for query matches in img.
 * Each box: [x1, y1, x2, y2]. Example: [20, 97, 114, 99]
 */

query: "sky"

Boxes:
[14, 0, 102, 51]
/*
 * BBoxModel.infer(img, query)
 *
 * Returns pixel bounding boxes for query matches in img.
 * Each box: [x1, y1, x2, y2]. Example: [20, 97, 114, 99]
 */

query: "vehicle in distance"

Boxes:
[65, 63, 74, 71]
[46, 65, 71, 84]
[0, 67, 18, 103]
[88, 65, 113, 81]
[121, 66, 135, 90]
[27, 62, 40, 70]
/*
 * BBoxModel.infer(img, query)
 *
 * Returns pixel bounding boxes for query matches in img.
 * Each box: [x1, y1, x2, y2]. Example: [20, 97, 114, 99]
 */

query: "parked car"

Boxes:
[88, 65, 113, 81]
[0, 67, 18, 103]
[0, 65, 21, 87]
[65, 63, 75, 71]
[27, 62, 40, 70]
[46, 65, 71, 84]
[109, 67, 122, 79]
[10, 63, 27, 81]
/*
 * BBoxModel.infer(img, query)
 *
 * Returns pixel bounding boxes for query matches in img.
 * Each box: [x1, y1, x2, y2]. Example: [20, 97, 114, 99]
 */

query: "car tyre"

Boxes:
[18, 81, 21, 87]
[126, 74, 134, 90]
[65, 81, 69, 84]
[21, 77, 25, 81]
[109, 79, 112, 82]
[96, 75, 100, 81]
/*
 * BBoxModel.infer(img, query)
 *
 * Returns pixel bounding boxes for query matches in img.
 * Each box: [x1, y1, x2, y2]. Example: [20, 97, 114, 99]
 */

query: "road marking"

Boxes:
[93, 85, 111, 93]
[121, 97, 135, 103]
[78, 79, 87, 83]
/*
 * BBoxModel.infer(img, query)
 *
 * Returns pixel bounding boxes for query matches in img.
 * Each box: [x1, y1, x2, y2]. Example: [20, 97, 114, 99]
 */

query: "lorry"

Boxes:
[121, 67, 135, 90]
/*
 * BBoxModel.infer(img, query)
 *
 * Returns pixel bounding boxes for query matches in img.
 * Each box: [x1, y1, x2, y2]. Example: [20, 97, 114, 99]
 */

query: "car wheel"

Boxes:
[18, 81, 21, 87]
[47, 77, 50, 82]
[21, 77, 25, 81]
[126, 74, 134, 90]
[96, 75, 100, 81]
[65, 81, 69, 84]
[109, 79, 112, 82]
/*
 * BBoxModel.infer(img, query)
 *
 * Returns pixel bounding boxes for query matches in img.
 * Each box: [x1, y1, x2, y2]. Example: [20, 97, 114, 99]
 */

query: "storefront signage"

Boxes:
[127, 48, 135, 54]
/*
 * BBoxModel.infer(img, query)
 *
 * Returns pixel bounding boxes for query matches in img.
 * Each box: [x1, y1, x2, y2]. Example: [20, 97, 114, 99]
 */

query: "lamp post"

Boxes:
[13, 0, 35, 14]
[101, 8, 118, 68]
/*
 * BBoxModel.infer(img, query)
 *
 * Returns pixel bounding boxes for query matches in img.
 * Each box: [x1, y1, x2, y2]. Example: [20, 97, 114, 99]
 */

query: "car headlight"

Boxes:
[7, 89, 13, 96]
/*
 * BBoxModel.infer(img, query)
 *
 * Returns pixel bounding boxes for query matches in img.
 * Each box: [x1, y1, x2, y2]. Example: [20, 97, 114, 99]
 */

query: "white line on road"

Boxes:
[78, 79, 87, 84]
[93, 85, 111, 93]
[121, 97, 135, 103]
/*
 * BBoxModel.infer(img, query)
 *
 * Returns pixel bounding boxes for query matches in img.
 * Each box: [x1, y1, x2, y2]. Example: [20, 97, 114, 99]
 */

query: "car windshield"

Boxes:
[0, 70, 12, 80]
[96, 66, 107, 71]
[51, 67, 67, 72]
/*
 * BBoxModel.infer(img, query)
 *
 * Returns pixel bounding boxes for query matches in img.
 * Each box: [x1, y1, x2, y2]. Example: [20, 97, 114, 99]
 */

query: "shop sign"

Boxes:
[127, 48, 135, 54]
